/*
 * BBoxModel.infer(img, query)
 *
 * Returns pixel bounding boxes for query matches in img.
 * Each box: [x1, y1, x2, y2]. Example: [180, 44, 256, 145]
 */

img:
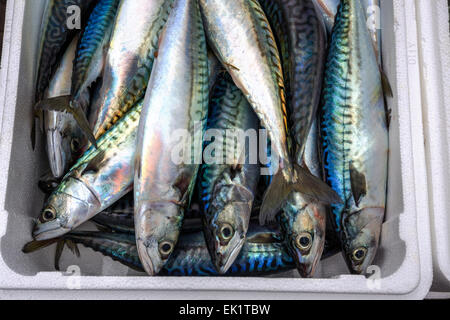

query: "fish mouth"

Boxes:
[33, 220, 70, 241]
[136, 239, 158, 276]
[46, 129, 66, 178]
[215, 237, 245, 275]
[295, 259, 315, 278]
[291, 245, 317, 278]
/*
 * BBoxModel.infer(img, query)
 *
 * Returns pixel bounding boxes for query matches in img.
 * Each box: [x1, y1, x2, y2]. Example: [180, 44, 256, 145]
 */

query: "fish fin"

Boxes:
[35, 96, 98, 148]
[227, 184, 254, 203]
[225, 63, 240, 71]
[292, 164, 342, 204]
[22, 238, 60, 253]
[68, 149, 107, 179]
[349, 163, 367, 207]
[54, 240, 66, 271]
[65, 239, 81, 258]
[83, 150, 107, 175]
[380, 67, 393, 98]
[259, 168, 291, 225]
[259, 165, 342, 225]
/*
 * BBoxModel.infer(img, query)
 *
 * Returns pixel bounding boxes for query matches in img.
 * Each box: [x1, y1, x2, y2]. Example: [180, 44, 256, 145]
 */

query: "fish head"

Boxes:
[135, 202, 182, 276]
[282, 192, 326, 278]
[342, 207, 384, 275]
[33, 191, 94, 241]
[205, 183, 254, 274]
[45, 111, 85, 178]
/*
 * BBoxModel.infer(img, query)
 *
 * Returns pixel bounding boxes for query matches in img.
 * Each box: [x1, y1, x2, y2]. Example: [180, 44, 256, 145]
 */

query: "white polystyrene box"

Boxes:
[0, 0, 433, 299]
[416, 0, 450, 293]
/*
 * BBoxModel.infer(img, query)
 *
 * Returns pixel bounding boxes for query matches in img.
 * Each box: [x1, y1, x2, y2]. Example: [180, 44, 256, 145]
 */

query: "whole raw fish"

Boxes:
[279, 120, 327, 278]
[134, 0, 209, 276]
[42, 37, 81, 178]
[199, 0, 340, 225]
[199, 73, 260, 274]
[43, 0, 121, 177]
[319, 0, 388, 274]
[258, 0, 328, 278]
[34, 0, 97, 148]
[89, 0, 174, 141]
[33, 100, 143, 241]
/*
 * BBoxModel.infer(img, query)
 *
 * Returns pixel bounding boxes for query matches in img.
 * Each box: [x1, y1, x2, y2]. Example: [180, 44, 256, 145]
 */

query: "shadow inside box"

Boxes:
[0, 0, 6, 60]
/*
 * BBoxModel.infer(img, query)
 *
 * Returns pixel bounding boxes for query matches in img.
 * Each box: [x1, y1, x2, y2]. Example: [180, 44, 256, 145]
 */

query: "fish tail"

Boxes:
[34, 95, 98, 148]
[259, 164, 342, 225]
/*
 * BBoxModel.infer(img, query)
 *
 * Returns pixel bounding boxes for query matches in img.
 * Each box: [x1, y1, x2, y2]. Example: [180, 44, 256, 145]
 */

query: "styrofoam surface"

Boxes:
[416, 0, 450, 293]
[0, 0, 433, 299]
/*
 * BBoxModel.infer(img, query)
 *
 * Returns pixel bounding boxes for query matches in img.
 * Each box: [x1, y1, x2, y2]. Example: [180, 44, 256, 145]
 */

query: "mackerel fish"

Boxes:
[134, 0, 209, 276]
[319, 0, 389, 274]
[199, 73, 260, 274]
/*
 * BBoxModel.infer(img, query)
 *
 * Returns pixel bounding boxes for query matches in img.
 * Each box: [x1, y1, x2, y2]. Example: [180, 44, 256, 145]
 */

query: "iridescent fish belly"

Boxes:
[33, 101, 143, 241]
[320, 0, 388, 274]
[89, 0, 174, 140]
[199, 73, 260, 274]
[134, 0, 209, 276]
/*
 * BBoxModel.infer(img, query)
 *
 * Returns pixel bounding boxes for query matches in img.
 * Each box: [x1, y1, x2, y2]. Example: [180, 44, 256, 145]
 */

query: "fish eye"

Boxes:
[295, 233, 313, 252]
[70, 138, 80, 152]
[352, 247, 367, 262]
[158, 241, 174, 257]
[41, 207, 56, 222]
[219, 223, 234, 242]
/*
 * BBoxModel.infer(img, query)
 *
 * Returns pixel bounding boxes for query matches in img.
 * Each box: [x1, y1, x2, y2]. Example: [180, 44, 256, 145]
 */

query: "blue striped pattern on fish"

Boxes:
[319, 0, 388, 274]
[72, 0, 121, 106]
[36, 0, 96, 102]
[199, 73, 260, 274]
[62, 230, 295, 276]
[259, 0, 326, 160]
